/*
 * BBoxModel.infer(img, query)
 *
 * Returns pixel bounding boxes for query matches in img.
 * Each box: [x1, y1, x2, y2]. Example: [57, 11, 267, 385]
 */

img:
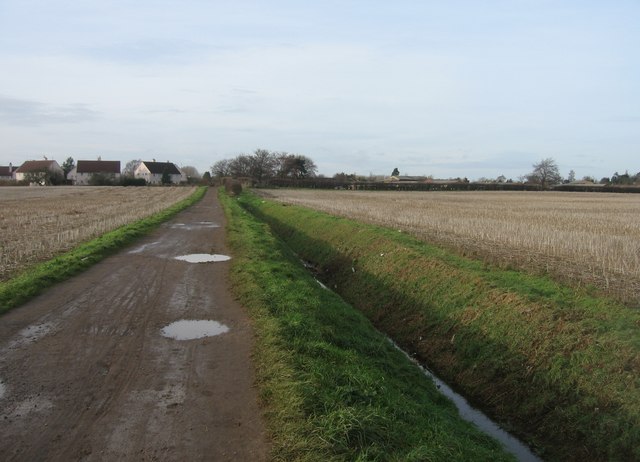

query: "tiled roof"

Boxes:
[0, 166, 17, 176]
[141, 161, 181, 175]
[77, 160, 121, 174]
[15, 160, 58, 172]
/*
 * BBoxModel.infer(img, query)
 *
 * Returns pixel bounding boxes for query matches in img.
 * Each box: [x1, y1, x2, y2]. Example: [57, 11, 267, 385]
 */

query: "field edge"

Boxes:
[239, 190, 640, 462]
[0, 186, 207, 314]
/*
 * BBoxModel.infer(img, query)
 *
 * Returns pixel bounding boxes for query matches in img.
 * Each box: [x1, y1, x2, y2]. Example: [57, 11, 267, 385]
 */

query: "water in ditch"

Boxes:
[301, 258, 541, 461]
[391, 341, 542, 461]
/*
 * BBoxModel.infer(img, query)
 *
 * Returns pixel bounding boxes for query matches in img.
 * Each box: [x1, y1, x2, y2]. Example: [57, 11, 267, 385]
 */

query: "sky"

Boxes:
[0, 0, 638, 180]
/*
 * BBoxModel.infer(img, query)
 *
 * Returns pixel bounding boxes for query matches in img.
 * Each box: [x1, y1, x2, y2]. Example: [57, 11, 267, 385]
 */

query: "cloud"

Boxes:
[83, 39, 215, 66]
[0, 95, 100, 126]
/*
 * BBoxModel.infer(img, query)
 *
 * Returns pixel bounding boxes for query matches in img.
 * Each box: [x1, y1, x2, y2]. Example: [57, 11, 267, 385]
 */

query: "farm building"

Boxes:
[134, 161, 184, 185]
[15, 160, 64, 185]
[68, 160, 121, 185]
[0, 164, 17, 181]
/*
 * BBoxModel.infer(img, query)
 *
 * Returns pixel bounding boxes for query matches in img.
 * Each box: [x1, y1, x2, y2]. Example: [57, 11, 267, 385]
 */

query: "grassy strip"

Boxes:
[220, 190, 514, 461]
[0, 186, 207, 314]
[239, 192, 640, 462]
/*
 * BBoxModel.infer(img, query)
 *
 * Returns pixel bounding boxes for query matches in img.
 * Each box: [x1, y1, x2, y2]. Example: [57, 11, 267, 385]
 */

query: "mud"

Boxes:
[0, 190, 268, 461]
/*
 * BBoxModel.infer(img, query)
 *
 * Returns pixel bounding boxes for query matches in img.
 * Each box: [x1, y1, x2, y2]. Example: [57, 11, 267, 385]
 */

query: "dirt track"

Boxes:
[0, 190, 269, 461]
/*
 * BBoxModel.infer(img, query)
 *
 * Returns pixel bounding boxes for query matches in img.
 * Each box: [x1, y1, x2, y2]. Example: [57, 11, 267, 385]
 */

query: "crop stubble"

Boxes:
[0, 186, 196, 281]
[260, 189, 640, 303]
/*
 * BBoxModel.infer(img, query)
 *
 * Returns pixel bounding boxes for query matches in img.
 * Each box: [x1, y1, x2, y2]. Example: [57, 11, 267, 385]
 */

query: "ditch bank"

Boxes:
[240, 192, 640, 462]
[221, 191, 514, 461]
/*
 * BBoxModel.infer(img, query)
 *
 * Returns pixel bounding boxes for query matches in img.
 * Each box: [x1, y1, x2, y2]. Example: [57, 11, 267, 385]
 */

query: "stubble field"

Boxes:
[260, 189, 640, 304]
[0, 186, 197, 281]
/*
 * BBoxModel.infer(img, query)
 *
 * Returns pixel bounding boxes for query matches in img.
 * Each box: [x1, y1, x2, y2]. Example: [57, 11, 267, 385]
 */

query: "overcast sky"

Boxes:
[1, 0, 638, 180]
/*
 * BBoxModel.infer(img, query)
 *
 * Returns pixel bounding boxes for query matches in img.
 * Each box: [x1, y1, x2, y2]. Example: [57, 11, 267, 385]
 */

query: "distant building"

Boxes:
[68, 160, 121, 185]
[134, 161, 183, 185]
[0, 163, 17, 181]
[15, 160, 64, 185]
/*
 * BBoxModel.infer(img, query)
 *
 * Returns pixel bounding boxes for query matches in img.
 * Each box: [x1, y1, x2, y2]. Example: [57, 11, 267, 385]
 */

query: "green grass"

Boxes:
[238, 191, 640, 462]
[220, 191, 514, 461]
[0, 186, 207, 314]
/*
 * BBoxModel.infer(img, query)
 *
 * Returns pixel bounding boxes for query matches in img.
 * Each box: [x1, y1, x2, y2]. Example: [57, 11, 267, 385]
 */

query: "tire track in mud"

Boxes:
[0, 191, 268, 462]
[53, 259, 169, 460]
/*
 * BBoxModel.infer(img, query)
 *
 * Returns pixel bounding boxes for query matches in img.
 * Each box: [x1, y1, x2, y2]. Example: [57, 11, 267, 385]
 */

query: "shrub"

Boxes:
[225, 179, 243, 196]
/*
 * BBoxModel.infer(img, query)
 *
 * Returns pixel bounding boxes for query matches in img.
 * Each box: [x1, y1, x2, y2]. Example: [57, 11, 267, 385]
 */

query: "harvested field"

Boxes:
[259, 189, 640, 304]
[0, 186, 196, 280]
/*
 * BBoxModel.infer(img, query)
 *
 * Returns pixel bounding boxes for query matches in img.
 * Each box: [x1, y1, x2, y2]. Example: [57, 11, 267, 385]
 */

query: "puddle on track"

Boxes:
[8, 322, 56, 349]
[161, 320, 230, 340]
[128, 241, 161, 254]
[171, 222, 220, 230]
[174, 254, 231, 263]
[0, 380, 5, 399]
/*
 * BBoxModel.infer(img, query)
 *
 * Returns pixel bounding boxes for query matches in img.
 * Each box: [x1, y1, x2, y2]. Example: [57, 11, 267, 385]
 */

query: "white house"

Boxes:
[15, 160, 64, 185]
[134, 161, 182, 185]
[68, 160, 121, 185]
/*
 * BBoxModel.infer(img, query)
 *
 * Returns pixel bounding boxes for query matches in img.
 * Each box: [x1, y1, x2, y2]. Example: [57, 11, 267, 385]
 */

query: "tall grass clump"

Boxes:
[240, 191, 640, 462]
[220, 190, 514, 461]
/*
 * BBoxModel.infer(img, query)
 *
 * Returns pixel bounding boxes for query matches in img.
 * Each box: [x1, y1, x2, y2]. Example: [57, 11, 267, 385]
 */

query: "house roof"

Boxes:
[77, 160, 121, 174]
[0, 166, 17, 176]
[15, 160, 59, 173]
[141, 161, 181, 175]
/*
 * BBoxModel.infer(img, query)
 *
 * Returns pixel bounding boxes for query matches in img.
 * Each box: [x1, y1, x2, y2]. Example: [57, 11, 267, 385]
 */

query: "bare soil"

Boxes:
[0, 190, 269, 461]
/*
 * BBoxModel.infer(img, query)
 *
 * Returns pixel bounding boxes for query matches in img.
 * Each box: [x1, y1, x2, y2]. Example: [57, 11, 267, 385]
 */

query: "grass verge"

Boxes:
[239, 191, 640, 462]
[0, 186, 207, 314]
[220, 190, 514, 461]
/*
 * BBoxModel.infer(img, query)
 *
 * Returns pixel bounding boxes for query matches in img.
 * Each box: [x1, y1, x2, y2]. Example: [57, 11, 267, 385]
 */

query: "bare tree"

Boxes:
[123, 159, 142, 177]
[180, 165, 201, 179]
[249, 149, 277, 184]
[526, 158, 562, 188]
[211, 149, 319, 182]
[275, 153, 317, 179]
[229, 155, 253, 178]
[211, 159, 231, 178]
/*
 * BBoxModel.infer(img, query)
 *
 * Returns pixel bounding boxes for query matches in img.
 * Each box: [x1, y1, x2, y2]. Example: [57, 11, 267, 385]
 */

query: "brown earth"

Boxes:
[0, 190, 269, 461]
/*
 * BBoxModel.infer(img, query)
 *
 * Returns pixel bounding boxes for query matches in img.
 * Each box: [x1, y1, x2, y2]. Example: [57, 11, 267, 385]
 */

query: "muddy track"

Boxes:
[0, 190, 269, 461]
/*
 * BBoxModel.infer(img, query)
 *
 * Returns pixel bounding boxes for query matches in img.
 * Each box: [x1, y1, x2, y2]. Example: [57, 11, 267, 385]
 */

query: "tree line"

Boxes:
[210, 149, 318, 184]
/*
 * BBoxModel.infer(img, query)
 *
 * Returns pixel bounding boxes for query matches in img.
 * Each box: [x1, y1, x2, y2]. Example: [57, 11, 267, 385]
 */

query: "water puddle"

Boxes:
[8, 322, 55, 349]
[301, 259, 329, 289]
[174, 254, 231, 263]
[391, 342, 541, 462]
[161, 320, 230, 340]
[0, 380, 6, 399]
[171, 222, 220, 230]
[128, 241, 161, 254]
